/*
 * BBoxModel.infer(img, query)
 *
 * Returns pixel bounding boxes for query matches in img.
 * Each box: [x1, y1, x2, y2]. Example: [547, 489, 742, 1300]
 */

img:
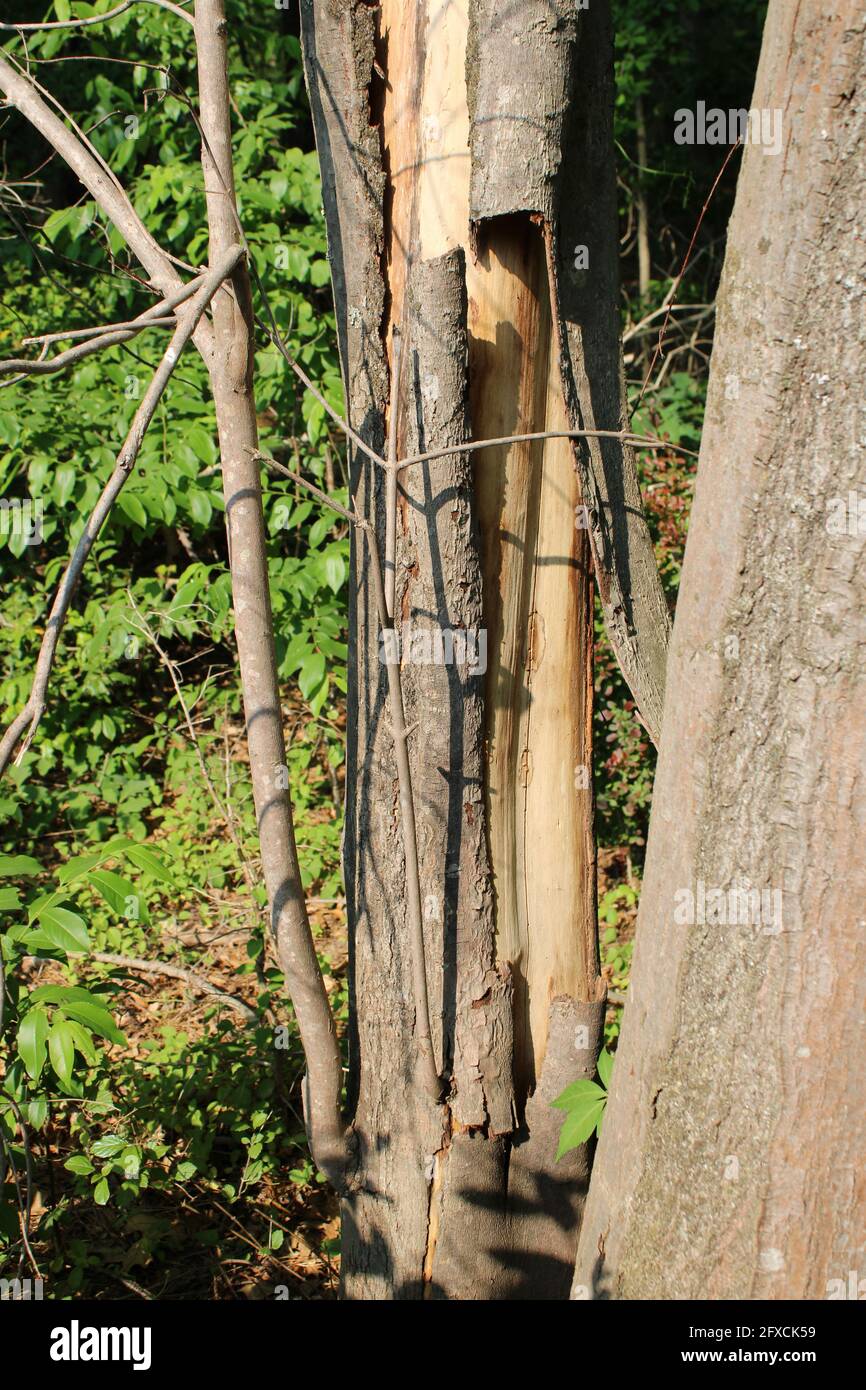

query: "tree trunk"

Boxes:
[299, 0, 667, 1298]
[574, 0, 866, 1300]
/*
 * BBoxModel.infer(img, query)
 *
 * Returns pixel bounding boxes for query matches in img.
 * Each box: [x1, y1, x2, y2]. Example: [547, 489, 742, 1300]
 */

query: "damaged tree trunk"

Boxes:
[300, 0, 664, 1297]
[573, 0, 866, 1299]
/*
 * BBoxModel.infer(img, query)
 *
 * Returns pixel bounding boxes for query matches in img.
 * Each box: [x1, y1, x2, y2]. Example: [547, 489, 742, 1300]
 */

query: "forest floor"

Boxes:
[18, 844, 633, 1299]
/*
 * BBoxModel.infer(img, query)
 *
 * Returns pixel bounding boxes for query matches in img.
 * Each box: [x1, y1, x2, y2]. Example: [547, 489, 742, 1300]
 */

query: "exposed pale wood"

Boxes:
[470, 218, 599, 1095]
[301, 0, 608, 1298]
[467, 0, 671, 746]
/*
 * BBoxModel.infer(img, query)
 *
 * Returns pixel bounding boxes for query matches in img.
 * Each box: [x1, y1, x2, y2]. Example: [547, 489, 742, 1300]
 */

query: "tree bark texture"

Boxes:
[574, 0, 866, 1300]
[299, 0, 663, 1298]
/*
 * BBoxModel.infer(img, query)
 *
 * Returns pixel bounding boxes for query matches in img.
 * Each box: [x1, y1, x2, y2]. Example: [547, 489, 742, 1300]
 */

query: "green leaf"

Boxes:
[42, 206, 74, 243]
[87, 867, 145, 922]
[65, 1020, 98, 1067]
[35, 904, 90, 954]
[597, 1048, 614, 1090]
[308, 513, 333, 549]
[91, 1135, 126, 1159]
[116, 493, 148, 528]
[53, 464, 76, 507]
[555, 1097, 606, 1160]
[48, 1020, 76, 1088]
[93, 1178, 111, 1206]
[64, 1155, 95, 1177]
[189, 490, 213, 527]
[59, 1000, 125, 1047]
[17, 1005, 50, 1082]
[57, 851, 108, 884]
[27, 1097, 48, 1130]
[0, 855, 41, 878]
[0, 886, 21, 912]
[323, 550, 345, 593]
[551, 1078, 607, 1111]
[298, 650, 326, 702]
[187, 426, 217, 466]
[122, 843, 174, 884]
[30, 984, 108, 1007]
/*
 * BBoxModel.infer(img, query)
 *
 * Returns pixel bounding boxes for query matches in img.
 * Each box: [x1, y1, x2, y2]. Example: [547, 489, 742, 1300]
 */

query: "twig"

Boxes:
[0, 1, 194, 34]
[0, 53, 215, 359]
[636, 140, 743, 409]
[1, 1095, 41, 1279]
[90, 951, 257, 1022]
[0, 246, 242, 778]
[123, 591, 256, 893]
[0, 304, 178, 378]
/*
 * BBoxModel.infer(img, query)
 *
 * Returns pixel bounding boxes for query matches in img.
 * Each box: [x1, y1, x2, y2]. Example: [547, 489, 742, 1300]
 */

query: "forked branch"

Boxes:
[0, 246, 241, 779]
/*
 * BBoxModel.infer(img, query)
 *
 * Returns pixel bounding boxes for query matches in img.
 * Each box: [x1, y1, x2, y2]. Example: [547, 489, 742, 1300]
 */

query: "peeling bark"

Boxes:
[301, 0, 616, 1298]
[468, 0, 672, 744]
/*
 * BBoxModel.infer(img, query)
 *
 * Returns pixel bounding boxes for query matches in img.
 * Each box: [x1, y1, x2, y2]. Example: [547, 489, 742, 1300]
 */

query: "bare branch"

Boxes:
[194, 0, 347, 1184]
[1, 315, 172, 378]
[0, 271, 213, 380]
[636, 139, 742, 409]
[21, 316, 174, 349]
[393, 426, 696, 472]
[0, 52, 215, 359]
[0, 1, 194, 33]
[0, 245, 241, 779]
[89, 951, 257, 1023]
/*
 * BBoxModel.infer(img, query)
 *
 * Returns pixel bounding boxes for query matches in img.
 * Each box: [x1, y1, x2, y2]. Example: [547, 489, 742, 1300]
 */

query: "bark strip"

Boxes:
[467, 0, 671, 744]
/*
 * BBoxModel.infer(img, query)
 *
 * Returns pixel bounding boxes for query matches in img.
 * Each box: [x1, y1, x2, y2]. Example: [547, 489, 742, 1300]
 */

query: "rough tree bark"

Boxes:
[299, 0, 665, 1297]
[574, 0, 866, 1299]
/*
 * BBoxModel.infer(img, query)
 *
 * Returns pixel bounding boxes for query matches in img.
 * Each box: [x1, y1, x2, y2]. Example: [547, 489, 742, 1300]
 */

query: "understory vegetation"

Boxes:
[0, 0, 766, 1297]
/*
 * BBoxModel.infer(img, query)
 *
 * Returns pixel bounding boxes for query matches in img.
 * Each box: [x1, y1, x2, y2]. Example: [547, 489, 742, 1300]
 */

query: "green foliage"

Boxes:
[0, 0, 344, 1293]
[552, 1049, 614, 1160]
